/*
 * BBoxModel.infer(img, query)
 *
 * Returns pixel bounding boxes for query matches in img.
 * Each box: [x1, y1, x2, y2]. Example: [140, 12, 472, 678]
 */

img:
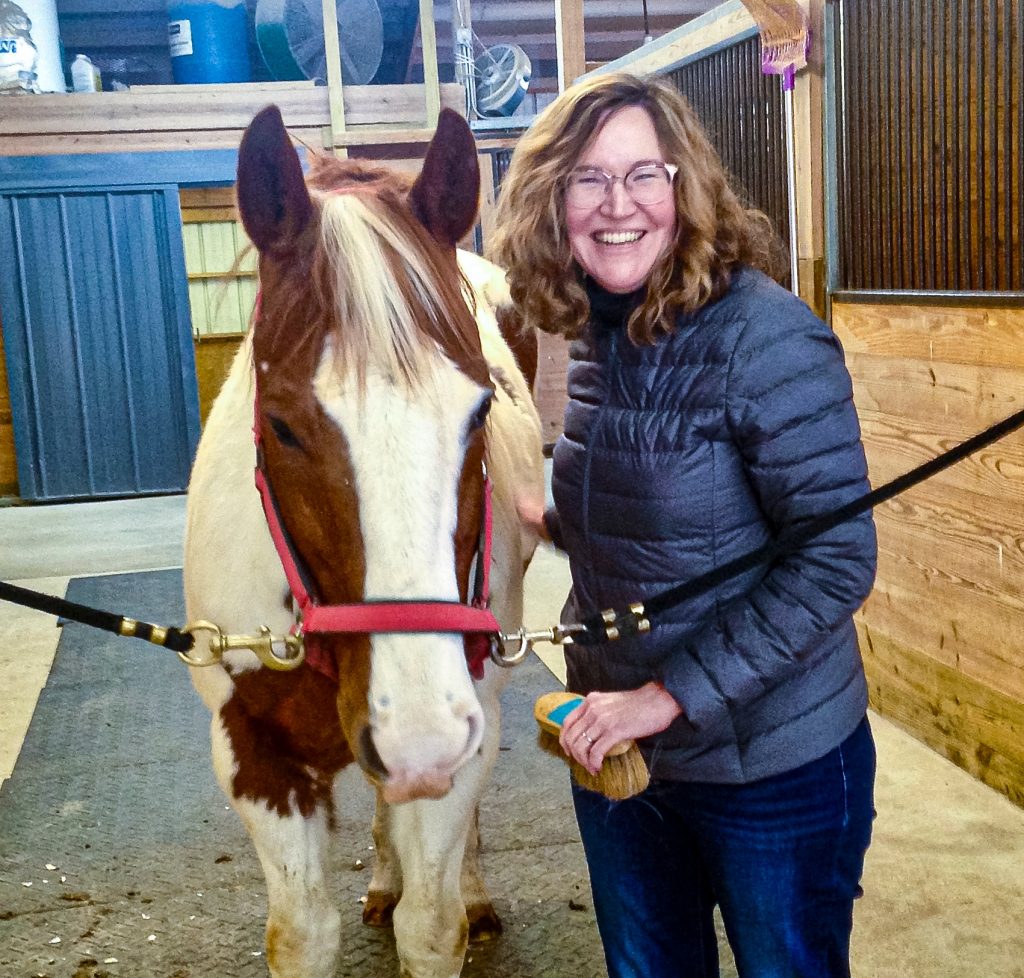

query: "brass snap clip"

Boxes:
[489, 622, 586, 668]
[180, 620, 306, 671]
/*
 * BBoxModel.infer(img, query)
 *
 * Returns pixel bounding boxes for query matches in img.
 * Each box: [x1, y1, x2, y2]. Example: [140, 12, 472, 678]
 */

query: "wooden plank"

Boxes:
[418, 0, 440, 126]
[131, 81, 315, 94]
[0, 84, 465, 139]
[858, 621, 1024, 809]
[534, 331, 570, 445]
[859, 409, 1024, 508]
[321, 0, 346, 143]
[582, 0, 758, 81]
[180, 187, 236, 209]
[834, 301, 1024, 370]
[0, 322, 17, 496]
[865, 544, 1024, 699]
[194, 334, 244, 426]
[791, 0, 825, 314]
[847, 351, 1024, 426]
[555, 0, 587, 90]
[2, 128, 328, 158]
[871, 486, 1024, 616]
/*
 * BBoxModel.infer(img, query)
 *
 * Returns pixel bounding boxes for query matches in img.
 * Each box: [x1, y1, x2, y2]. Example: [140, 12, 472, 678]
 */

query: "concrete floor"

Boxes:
[2, 493, 1023, 976]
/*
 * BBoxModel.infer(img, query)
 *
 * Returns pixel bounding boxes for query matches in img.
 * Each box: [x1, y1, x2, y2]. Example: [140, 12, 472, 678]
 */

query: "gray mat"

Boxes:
[0, 570, 604, 978]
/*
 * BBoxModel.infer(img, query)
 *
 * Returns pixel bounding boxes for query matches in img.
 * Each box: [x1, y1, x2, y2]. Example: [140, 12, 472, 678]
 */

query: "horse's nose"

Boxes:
[365, 694, 485, 803]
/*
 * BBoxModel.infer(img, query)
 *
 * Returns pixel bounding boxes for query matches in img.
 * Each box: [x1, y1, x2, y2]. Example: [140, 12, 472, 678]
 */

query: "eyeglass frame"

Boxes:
[562, 160, 679, 209]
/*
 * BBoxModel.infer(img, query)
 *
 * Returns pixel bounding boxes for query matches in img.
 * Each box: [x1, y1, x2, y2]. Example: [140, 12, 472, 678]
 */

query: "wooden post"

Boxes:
[419, 0, 441, 126]
[791, 0, 825, 315]
[554, 0, 586, 92]
[320, 0, 346, 156]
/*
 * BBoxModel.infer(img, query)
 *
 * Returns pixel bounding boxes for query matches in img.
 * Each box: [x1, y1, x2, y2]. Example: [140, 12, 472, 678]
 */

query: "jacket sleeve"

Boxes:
[658, 301, 877, 732]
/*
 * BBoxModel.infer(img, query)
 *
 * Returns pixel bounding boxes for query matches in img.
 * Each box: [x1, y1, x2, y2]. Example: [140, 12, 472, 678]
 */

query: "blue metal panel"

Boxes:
[0, 186, 200, 500]
[0, 147, 306, 192]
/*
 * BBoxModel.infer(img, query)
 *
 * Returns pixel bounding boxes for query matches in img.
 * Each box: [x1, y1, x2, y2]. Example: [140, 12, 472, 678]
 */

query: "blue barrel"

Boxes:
[168, 0, 252, 84]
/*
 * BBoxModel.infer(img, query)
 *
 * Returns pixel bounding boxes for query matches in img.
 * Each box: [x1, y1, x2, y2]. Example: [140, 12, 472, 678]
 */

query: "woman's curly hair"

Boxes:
[488, 72, 787, 345]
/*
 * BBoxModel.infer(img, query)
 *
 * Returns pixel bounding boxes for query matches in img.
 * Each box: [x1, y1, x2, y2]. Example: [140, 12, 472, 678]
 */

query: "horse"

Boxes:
[182, 105, 544, 978]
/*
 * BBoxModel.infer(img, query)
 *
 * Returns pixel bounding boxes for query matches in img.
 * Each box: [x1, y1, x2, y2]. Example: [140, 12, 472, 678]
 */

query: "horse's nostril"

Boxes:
[464, 710, 483, 757]
[358, 724, 388, 781]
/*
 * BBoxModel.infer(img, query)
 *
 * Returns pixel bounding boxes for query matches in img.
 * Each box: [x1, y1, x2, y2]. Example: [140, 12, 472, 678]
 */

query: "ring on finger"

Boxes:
[583, 730, 594, 745]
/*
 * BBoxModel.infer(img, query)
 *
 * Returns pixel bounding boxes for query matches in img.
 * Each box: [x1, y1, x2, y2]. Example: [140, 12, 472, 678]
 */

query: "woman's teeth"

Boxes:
[595, 230, 644, 245]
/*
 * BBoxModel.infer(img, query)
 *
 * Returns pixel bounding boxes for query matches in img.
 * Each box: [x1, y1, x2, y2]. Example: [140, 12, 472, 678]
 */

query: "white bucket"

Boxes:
[0, 0, 66, 93]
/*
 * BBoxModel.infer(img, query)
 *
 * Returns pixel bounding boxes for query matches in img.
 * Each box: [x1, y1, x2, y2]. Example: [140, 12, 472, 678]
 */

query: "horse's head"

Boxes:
[236, 106, 494, 804]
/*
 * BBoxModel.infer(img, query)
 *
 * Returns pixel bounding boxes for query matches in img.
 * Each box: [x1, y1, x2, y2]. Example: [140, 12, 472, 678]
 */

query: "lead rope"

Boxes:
[549, 403, 1024, 650]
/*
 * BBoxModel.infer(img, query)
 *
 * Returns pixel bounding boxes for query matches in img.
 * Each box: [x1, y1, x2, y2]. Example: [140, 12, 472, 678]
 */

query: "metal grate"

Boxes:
[668, 36, 791, 254]
[837, 0, 1023, 291]
[490, 148, 514, 196]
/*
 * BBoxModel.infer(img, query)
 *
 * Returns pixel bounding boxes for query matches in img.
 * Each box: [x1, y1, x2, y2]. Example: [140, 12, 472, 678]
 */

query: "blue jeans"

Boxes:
[572, 717, 876, 978]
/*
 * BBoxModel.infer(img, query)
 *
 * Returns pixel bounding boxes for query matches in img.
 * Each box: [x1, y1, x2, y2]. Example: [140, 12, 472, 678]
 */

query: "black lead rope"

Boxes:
[572, 404, 1024, 646]
[0, 579, 195, 653]
[1, 405, 1023, 657]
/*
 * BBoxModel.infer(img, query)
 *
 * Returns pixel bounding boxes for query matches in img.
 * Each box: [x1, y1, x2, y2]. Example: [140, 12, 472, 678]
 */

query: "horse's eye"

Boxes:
[268, 415, 303, 449]
[469, 395, 492, 432]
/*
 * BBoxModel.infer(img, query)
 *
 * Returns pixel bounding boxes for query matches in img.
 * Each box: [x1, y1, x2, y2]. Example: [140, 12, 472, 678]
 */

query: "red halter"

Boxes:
[252, 387, 500, 683]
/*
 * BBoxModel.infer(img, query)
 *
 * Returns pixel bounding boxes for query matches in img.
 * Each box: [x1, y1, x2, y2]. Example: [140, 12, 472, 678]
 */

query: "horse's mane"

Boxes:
[304, 154, 489, 393]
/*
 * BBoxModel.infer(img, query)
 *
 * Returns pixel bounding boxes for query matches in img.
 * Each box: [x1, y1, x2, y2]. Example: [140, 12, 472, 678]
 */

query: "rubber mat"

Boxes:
[0, 570, 605, 978]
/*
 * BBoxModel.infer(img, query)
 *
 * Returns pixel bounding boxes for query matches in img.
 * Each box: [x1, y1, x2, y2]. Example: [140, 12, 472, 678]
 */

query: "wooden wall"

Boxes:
[0, 322, 17, 498]
[833, 299, 1024, 808]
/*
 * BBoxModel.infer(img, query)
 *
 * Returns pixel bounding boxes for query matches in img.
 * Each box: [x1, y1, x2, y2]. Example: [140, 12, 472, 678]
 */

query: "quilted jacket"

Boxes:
[548, 266, 877, 784]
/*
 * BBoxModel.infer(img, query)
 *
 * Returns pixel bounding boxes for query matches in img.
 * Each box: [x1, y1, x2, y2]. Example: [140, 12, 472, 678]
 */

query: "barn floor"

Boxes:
[1, 494, 1023, 978]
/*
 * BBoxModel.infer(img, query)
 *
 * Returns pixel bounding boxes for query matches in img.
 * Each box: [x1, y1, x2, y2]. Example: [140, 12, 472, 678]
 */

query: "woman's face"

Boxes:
[565, 105, 677, 294]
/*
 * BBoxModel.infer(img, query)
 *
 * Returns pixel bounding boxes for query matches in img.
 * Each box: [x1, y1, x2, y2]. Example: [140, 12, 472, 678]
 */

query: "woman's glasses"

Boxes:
[564, 162, 678, 209]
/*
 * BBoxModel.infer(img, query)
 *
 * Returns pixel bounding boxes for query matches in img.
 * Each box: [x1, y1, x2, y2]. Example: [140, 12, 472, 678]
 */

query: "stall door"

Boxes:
[0, 186, 200, 501]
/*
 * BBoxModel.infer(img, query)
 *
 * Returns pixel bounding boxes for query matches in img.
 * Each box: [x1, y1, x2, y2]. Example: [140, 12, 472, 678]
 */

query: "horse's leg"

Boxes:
[209, 715, 340, 978]
[363, 787, 402, 928]
[461, 809, 502, 943]
[363, 795, 502, 943]
[388, 688, 502, 978]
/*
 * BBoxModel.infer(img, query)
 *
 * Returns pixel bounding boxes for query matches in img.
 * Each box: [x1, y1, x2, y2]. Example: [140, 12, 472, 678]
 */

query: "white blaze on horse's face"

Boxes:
[314, 345, 488, 804]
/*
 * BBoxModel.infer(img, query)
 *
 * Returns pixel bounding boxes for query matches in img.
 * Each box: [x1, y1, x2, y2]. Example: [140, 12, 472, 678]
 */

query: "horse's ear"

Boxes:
[409, 109, 480, 247]
[236, 105, 313, 254]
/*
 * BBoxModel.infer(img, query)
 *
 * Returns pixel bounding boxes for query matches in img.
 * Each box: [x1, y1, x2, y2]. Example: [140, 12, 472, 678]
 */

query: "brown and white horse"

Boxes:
[183, 106, 544, 977]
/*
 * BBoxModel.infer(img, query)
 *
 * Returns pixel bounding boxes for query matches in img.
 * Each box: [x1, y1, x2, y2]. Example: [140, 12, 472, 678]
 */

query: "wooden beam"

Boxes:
[419, 0, 441, 126]
[555, 0, 586, 90]
[791, 0, 825, 313]
[581, 0, 757, 80]
[321, 0, 347, 149]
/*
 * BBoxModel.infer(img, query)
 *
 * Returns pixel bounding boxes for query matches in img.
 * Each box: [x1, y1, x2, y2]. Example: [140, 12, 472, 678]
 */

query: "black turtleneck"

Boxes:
[584, 277, 646, 334]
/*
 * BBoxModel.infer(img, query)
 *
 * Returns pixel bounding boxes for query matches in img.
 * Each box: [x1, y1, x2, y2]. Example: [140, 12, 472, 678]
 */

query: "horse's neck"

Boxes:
[184, 333, 290, 632]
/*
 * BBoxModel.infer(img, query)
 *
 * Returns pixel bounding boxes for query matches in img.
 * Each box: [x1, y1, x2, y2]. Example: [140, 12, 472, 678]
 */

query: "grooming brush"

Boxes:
[534, 690, 650, 801]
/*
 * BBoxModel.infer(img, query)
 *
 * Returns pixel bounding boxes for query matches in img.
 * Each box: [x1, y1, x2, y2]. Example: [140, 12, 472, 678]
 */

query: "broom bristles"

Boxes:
[536, 727, 650, 801]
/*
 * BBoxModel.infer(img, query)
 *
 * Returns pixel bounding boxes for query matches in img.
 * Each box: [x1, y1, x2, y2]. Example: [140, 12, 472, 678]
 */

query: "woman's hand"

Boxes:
[515, 494, 551, 542]
[559, 682, 683, 776]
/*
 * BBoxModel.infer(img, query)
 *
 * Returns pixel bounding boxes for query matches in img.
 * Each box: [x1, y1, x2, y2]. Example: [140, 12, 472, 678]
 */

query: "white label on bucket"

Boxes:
[168, 19, 193, 58]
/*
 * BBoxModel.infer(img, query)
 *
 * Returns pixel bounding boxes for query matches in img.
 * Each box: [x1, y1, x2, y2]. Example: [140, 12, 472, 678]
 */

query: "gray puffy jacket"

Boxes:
[549, 267, 877, 784]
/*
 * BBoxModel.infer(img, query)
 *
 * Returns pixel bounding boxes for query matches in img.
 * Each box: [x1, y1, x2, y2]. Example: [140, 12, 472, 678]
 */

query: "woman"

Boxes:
[490, 73, 877, 978]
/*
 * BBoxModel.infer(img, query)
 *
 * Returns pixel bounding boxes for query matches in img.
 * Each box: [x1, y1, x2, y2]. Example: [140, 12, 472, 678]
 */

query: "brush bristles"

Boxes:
[537, 729, 650, 801]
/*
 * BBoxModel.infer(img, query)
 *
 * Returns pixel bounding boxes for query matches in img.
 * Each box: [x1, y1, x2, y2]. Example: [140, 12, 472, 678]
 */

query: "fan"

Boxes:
[475, 43, 531, 117]
[255, 0, 384, 85]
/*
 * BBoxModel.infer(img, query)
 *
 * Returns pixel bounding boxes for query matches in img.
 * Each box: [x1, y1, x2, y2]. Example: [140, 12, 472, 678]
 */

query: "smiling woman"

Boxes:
[490, 71, 878, 978]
